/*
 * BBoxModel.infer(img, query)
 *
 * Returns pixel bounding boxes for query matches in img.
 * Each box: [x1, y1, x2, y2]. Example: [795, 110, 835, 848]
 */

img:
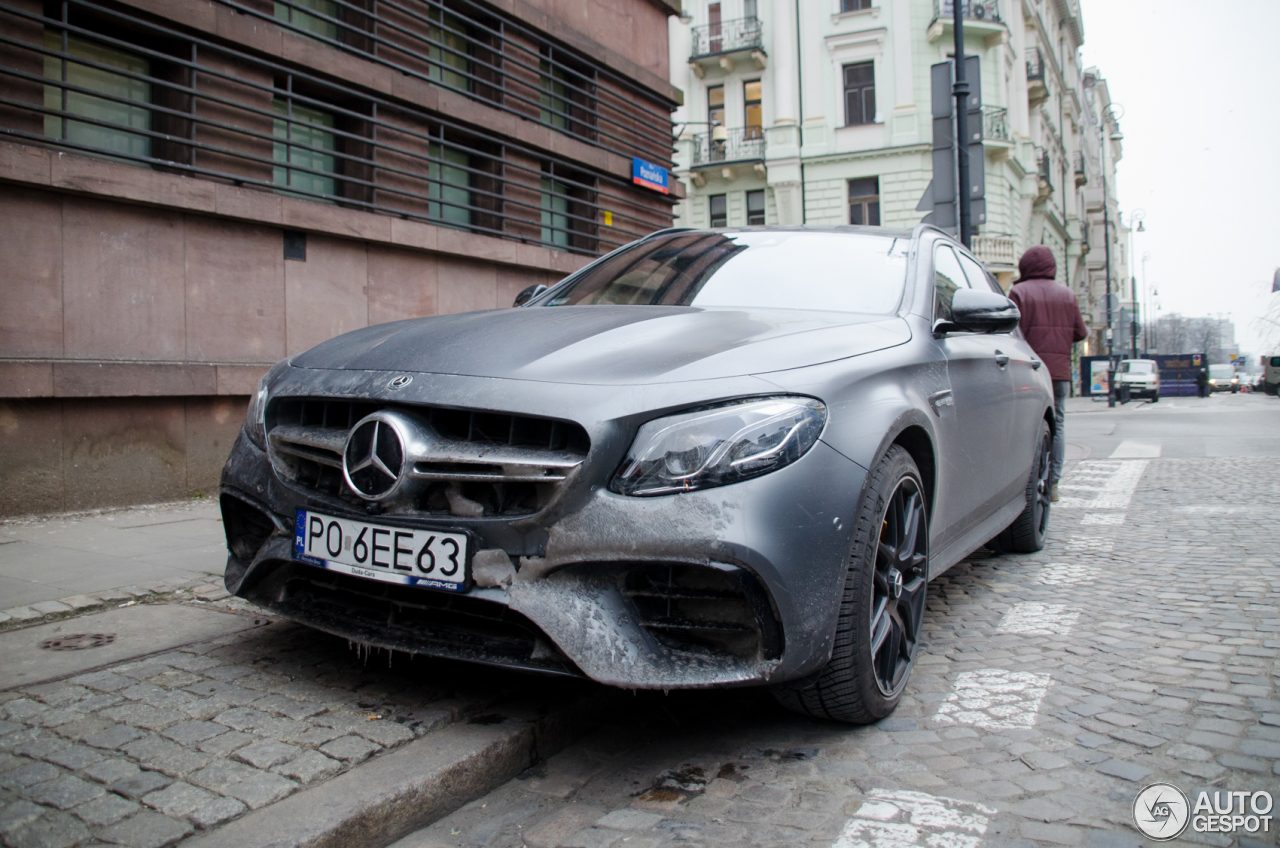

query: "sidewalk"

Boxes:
[0, 500, 227, 622]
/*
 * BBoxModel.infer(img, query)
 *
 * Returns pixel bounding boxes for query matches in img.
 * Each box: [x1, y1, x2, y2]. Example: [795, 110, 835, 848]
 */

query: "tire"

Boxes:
[1152, 393, 1159, 403]
[772, 445, 928, 724]
[988, 418, 1051, 554]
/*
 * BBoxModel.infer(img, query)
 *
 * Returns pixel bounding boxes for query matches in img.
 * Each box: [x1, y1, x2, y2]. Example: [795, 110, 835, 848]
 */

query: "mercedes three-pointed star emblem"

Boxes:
[342, 415, 406, 500]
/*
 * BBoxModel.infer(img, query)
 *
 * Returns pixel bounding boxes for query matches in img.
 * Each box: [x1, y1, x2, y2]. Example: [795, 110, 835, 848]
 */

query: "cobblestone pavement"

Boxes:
[400, 454, 1280, 848]
[0, 606, 583, 848]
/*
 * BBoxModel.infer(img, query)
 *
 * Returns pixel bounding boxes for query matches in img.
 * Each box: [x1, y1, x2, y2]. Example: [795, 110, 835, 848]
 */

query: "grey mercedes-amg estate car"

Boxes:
[219, 225, 1055, 723]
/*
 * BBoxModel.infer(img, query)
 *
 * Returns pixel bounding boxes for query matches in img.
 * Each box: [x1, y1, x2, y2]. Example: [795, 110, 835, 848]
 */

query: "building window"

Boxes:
[539, 48, 597, 140]
[708, 2, 722, 53]
[744, 80, 762, 139]
[840, 0, 873, 12]
[273, 0, 338, 41]
[743, 0, 758, 19]
[707, 84, 724, 129]
[541, 176, 569, 247]
[746, 189, 765, 225]
[428, 6, 470, 91]
[848, 177, 880, 225]
[273, 98, 337, 197]
[843, 61, 876, 126]
[709, 194, 727, 228]
[430, 142, 472, 227]
[43, 32, 151, 160]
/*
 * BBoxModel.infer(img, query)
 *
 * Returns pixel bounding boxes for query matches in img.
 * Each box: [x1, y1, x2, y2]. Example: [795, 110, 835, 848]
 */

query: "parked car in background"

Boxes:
[1262, 355, 1280, 396]
[1208, 364, 1239, 393]
[219, 225, 1055, 725]
[1116, 359, 1160, 401]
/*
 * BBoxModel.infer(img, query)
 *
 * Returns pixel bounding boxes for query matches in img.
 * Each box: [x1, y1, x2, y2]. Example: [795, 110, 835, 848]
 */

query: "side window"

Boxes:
[957, 253, 1000, 294]
[933, 245, 970, 323]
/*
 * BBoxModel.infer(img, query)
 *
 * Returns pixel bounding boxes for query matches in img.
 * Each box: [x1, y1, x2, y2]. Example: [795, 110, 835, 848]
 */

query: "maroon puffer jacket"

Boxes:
[1008, 246, 1088, 382]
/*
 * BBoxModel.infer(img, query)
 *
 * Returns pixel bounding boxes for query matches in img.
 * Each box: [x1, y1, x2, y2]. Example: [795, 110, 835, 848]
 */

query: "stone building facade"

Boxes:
[0, 0, 681, 515]
[667, 0, 1126, 377]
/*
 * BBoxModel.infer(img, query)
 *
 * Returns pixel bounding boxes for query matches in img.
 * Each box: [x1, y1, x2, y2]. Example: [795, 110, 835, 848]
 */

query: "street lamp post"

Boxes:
[953, 0, 972, 248]
[1098, 103, 1123, 406]
[1129, 208, 1145, 359]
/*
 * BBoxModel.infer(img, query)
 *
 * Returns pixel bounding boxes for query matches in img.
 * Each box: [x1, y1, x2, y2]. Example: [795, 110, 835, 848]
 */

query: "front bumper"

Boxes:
[220, 428, 866, 690]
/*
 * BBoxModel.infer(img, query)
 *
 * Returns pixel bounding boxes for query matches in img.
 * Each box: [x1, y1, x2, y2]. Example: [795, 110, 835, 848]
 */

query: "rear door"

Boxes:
[932, 244, 1016, 543]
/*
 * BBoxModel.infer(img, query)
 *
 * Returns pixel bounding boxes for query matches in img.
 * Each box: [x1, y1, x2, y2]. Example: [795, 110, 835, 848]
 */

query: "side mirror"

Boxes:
[940, 288, 1020, 334]
[513, 284, 548, 307]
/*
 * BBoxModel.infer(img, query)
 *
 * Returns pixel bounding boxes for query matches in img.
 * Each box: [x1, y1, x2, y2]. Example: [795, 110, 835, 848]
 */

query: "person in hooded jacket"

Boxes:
[1008, 246, 1088, 502]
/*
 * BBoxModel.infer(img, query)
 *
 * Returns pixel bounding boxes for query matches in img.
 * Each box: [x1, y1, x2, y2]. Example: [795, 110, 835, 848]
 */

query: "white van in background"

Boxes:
[1116, 359, 1161, 401]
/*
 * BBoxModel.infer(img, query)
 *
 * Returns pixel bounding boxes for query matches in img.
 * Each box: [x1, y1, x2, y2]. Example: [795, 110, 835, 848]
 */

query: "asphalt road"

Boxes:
[1067, 391, 1280, 460]
[393, 391, 1280, 848]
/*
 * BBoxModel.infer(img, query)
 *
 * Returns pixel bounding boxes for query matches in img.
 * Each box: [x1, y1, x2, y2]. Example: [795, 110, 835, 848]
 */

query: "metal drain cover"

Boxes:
[39, 633, 116, 651]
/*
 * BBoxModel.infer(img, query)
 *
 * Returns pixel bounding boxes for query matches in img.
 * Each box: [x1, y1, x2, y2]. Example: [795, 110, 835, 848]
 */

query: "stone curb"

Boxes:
[0, 577, 234, 631]
[183, 690, 616, 848]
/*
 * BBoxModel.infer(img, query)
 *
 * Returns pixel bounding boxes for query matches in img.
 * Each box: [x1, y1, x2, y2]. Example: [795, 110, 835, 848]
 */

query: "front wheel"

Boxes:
[988, 418, 1051, 553]
[772, 446, 928, 724]
[1152, 392, 1159, 403]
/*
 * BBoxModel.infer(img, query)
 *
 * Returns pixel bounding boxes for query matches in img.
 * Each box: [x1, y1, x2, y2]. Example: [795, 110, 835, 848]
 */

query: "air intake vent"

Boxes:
[623, 564, 782, 660]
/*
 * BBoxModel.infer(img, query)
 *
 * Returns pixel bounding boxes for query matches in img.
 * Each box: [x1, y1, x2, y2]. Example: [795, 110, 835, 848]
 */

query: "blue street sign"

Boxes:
[632, 158, 669, 194]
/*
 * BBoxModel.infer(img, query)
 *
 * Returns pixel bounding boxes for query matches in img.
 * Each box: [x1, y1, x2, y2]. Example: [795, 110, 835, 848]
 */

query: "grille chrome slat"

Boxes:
[265, 397, 590, 517]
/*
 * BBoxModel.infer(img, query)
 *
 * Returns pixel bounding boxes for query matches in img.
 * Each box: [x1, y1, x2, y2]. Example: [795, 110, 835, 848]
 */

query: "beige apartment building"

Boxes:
[668, 0, 1128, 372]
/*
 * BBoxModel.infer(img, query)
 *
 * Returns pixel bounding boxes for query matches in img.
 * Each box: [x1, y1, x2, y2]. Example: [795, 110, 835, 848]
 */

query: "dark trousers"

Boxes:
[1198, 385, 1208, 398]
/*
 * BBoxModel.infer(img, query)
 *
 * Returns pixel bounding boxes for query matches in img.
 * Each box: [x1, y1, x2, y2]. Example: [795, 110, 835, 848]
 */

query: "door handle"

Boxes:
[1030, 359, 1042, 370]
[995, 354, 1010, 367]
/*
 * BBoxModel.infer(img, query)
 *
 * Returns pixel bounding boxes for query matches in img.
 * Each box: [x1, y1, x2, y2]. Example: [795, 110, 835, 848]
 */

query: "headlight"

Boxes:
[610, 397, 826, 497]
[244, 359, 290, 449]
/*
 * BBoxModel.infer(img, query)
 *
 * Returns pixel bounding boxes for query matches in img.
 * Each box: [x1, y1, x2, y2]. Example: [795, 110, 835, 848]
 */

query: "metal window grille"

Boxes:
[690, 127, 765, 166]
[689, 15, 762, 59]
[0, 0, 670, 254]
[934, 0, 1002, 23]
[251, 0, 669, 164]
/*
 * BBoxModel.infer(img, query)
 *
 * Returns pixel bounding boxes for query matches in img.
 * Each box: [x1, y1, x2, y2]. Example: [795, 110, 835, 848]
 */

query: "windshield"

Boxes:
[1119, 361, 1155, 374]
[539, 231, 910, 314]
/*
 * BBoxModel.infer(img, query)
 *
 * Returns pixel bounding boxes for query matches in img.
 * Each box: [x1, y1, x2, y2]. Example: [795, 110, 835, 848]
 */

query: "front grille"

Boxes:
[265, 397, 589, 516]
[623, 564, 783, 661]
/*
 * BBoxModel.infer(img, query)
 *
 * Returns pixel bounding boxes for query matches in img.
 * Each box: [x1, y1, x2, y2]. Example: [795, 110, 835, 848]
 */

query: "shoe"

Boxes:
[1050, 483, 1060, 503]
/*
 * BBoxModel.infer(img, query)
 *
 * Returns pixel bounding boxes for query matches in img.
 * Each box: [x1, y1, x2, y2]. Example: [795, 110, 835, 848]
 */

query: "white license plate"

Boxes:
[293, 510, 470, 593]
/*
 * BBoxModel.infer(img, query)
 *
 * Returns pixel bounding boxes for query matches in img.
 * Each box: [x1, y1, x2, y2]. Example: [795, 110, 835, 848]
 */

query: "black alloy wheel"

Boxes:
[989, 419, 1051, 553]
[870, 476, 928, 697]
[772, 445, 929, 723]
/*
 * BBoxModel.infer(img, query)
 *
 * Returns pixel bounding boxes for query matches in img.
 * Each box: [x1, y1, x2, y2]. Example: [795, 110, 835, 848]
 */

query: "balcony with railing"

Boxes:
[690, 127, 766, 168]
[972, 234, 1018, 271]
[1026, 47, 1048, 104]
[1035, 148, 1053, 202]
[928, 0, 1004, 41]
[690, 17, 764, 60]
[982, 106, 1010, 142]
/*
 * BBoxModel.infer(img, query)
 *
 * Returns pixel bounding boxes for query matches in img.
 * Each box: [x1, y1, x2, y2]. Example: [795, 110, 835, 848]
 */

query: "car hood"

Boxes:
[291, 305, 911, 386]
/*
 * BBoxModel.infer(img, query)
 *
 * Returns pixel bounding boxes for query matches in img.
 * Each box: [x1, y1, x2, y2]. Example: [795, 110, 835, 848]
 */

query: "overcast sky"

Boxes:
[1076, 0, 1280, 361]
